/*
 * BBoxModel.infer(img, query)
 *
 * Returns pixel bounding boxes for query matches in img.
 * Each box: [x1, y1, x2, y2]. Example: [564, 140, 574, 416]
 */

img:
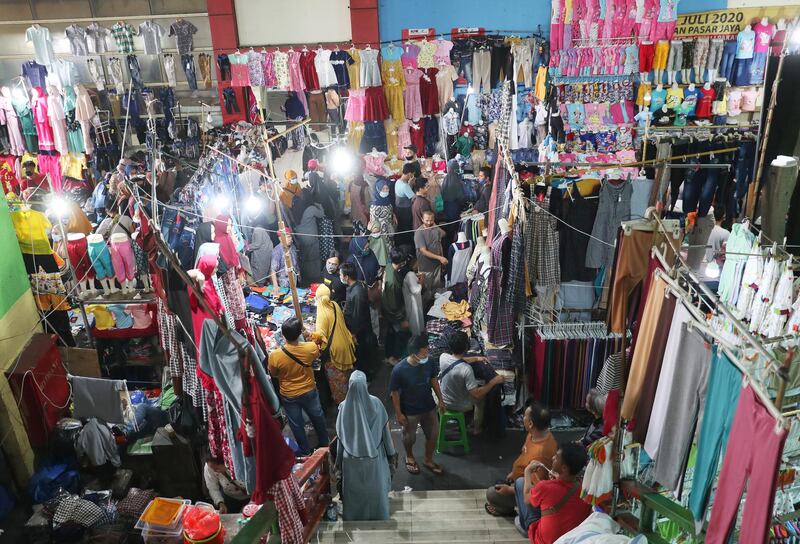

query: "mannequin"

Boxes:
[86, 233, 118, 295]
[446, 231, 474, 287]
[109, 232, 137, 295]
[639, 41, 652, 83]
[66, 233, 94, 299]
[498, 218, 511, 235]
[131, 231, 152, 293]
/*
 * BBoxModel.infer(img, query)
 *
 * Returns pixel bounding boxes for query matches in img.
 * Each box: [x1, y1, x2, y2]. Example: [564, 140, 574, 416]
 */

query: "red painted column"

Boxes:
[207, 0, 245, 123]
[350, 0, 380, 46]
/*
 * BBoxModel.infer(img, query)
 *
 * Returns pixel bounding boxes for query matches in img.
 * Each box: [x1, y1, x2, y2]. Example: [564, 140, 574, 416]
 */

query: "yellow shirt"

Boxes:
[86, 305, 116, 330]
[11, 209, 52, 255]
[60, 153, 86, 179]
[314, 302, 355, 371]
[268, 341, 320, 398]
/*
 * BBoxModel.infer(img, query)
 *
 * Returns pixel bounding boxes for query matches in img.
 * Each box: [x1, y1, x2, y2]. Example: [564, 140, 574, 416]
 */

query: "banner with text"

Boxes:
[676, 6, 800, 38]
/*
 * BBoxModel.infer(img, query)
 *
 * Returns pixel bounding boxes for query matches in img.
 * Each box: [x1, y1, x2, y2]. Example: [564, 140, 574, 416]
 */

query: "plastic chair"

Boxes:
[436, 410, 470, 454]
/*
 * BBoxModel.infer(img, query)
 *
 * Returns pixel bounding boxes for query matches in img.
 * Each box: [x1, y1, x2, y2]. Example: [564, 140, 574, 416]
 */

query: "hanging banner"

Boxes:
[675, 6, 800, 38]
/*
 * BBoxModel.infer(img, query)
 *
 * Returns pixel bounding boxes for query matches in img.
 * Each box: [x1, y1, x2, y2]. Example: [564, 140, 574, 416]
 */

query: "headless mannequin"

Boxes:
[640, 41, 653, 83]
[110, 232, 136, 295]
[67, 233, 94, 299]
[131, 231, 152, 294]
[87, 233, 118, 295]
[498, 218, 511, 236]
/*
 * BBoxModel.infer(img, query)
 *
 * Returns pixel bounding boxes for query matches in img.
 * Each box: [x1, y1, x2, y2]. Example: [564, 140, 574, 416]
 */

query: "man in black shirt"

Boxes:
[404, 145, 422, 178]
[340, 262, 378, 379]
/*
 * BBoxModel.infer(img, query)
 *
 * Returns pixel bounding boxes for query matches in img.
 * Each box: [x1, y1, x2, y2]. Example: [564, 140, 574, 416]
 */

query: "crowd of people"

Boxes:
[182, 142, 608, 543]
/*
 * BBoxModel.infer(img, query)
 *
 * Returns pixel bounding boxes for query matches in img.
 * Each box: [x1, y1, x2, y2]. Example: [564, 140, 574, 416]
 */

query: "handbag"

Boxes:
[281, 345, 321, 371]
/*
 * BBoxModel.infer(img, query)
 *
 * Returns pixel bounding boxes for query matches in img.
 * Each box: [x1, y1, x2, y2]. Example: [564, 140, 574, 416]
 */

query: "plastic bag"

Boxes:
[182, 505, 220, 540]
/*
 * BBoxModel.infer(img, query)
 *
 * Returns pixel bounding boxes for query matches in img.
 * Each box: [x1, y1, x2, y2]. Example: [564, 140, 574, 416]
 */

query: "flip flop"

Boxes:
[405, 460, 420, 474]
[484, 502, 502, 517]
[423, 462, 444, 475]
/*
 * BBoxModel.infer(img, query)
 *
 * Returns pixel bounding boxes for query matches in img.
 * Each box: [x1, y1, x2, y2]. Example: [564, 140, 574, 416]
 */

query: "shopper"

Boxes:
[389, 335, 444, 475]
[270, 228, 299, 293]
[441, 160, 465, 240]
[349, 172, 371, 233]
[346, 235, 380, 285]
[475, 167, 493, 213]
[313, 284, 355, 404]
[414, 210, 448, 299]
[577, 388, 606, 448]
[438, 332, 504, 431]
[485, 402, 558, 517]
[295, 202, 324, 284]
[247, 225, 273, 286]
[335, 371, 397, 521]
[204, 455, 250, 514]
[382, 248, 411, 365]
[340, 262, 378, 378]
[267, 317, 329, 455]
[411, 177, 433, 230]
[521, 443, 591, 542]
[395, 164, 417, 246]
[322, 250, 347, 304]
[403, 144, 422, 177]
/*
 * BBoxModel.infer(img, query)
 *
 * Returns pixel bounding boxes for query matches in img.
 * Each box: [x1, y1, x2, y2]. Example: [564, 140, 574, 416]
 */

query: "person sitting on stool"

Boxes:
[204, 456, 250, 513]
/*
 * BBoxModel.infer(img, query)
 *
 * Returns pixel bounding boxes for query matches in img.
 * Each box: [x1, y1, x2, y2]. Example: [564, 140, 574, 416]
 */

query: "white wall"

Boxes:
[727, 0, 800, 7]
[234, 0, 352, 46]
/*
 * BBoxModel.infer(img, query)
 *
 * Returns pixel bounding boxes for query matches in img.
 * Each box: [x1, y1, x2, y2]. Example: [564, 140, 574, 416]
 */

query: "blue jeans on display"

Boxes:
[750, 52, 768, 84]
[160, 88, 175, 126]
[719, 40, 737, 81]
[127, 55, 143, 89]
[454, 50, 473, 84]
[176, 227, 196, 270]
[281, 388, 329, 455]
[735, 140, 757, 207]
[697, 157, 721, 218]
[681, 159, 703, 214]
[514, 477, 541, 533]
[181, 54, 198, 91]
[160, 208, 184, 251]
[732, 58, 752, 86]
[222, 88, 239, 113]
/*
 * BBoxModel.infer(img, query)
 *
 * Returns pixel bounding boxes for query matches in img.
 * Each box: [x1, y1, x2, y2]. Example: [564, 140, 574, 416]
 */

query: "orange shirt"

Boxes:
[511, 431, 558, 480]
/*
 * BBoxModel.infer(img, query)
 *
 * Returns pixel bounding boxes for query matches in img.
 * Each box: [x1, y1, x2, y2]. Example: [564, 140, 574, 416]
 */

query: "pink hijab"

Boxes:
[197, 255, 223, 315]
[213, 214, 240, 270]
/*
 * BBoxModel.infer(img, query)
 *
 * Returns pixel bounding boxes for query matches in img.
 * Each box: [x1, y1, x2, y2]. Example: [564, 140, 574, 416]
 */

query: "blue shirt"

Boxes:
[389, 357, 439, 416]
[107, 304, 133, 328]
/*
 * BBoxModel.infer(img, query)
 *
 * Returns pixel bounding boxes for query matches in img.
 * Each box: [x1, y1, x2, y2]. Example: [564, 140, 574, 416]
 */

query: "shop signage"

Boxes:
[451, 27, 485, 39]
[402, 28, 436, 41]
[675, 6, 800, 38]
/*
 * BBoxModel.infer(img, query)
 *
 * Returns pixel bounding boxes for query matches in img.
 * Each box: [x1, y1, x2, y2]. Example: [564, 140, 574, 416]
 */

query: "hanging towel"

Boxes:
[71, 376, 127, 423]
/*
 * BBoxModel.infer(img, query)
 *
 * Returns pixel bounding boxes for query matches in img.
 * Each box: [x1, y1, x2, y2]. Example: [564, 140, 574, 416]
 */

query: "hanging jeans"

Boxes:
[217, 53, 231, 80]
[87, 58, 106, 90]
[222, 87, 239, 113]
[181, 54, 198, 91]
[705, 384, 788, 543]
[198, 53, 212, 88]
[718, 40, 737, 81]
[759, 157, 799, 244]
[734, 139, 756, 206]
[163, 54, 176, 87]
[688, 350, 741, 524]
[281, 389, 329, 455]
[108, 57, 125, 94]
[126, 55, 143, 89]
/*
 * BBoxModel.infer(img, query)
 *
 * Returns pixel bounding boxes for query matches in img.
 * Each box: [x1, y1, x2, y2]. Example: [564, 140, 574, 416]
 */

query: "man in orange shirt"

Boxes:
[484, 402, 558, 517]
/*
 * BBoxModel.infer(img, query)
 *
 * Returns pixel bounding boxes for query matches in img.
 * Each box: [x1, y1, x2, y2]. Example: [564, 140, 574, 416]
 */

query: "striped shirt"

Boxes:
[595, 352, 623, 393]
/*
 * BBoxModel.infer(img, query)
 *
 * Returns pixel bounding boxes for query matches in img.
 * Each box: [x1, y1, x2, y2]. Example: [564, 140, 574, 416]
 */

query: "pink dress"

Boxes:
[401, 43, 420, 69]
[396, 120, 411, 157]
[287, 51, 306, 92]
[434, 40, 453, 65]
[32, 89, 54, 151]
[262, 51, 277, 87]
[344, 89, 366, 122]
[403, 68, 423, 120]
[47, 88, 68, 155]
[0, 97, 26, 156]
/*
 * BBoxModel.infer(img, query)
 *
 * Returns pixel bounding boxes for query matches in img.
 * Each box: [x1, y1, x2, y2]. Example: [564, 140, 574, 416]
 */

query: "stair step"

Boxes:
[314, 527, 526, 543]
[388, 489, 486, 500]
[389, 509, 498, 520]
[318, 517, 518, 532]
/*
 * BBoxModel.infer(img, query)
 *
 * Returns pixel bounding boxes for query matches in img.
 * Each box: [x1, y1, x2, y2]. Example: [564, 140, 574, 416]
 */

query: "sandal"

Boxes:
[484, 502, 504, 517]
[423, 462, 444, 475]
[405, 460, 420, 474]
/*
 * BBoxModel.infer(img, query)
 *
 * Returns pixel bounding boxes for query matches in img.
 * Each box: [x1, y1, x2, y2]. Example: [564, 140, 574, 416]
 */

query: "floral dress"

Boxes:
[273, 51, 290, 90]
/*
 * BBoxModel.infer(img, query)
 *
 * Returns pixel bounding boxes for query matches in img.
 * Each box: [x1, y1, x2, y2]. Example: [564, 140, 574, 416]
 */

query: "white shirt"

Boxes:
[203, 464, 249, 506]
[705, 225, 730, 264]
[25, 25, 56, 66]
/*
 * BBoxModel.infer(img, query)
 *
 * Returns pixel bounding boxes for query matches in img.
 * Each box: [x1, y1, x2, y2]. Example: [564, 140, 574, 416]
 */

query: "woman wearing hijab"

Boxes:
[441, 160, 465, 241]
[349, 172, 371, 234]
[295, 203, 324, 285]
[335, 371, 397, 521]
[369, 177, 396, 251]
[382, 248, 410, 365]
[193, 222, 216, 264]
[313, 284, 355, 404]
[280, 169, 311, 228]
[345, 235, 380, 286]
[248, 225, 273, 286]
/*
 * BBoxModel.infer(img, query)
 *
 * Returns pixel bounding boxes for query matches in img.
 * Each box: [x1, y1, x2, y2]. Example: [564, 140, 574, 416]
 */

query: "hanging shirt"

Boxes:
[682, 86, 700, 116]
[25, 25, 56, 65]
[649, 88, 667, 112]
[169, 19, 198, 55]
[138, 21, 167, 55]
[64, 25, 89, 56]
[11, 209, 52, 254]
[657, 0, 680, 22]
[736, 29, 756, 59]
[85, 23, 110, 54]
[665, 86, 683, 109]
[741, 88, 758, 112]
[110, 22, 136, 55]
[696, 87, 715, 118]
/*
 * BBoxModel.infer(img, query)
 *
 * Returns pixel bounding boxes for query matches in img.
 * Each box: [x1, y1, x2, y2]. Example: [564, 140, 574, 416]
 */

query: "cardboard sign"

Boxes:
[402, 28, 436, 41]
[675, 6, 800, 38]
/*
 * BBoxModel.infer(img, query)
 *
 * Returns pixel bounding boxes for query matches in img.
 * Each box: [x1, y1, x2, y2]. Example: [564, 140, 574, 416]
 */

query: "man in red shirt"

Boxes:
[523, 442, 591, 544]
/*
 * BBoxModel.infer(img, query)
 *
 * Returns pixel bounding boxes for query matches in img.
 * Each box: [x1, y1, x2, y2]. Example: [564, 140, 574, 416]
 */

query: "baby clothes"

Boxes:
[360, 48, 381, 87]
[736, 28, 755, 59]
[403, 68, 423, 120]
[665, 86, 683, 109]
[314, 49, 338, 88]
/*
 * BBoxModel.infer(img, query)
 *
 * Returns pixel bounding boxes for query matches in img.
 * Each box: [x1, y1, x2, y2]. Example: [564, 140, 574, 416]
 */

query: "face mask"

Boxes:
[418, 356, 429, 365]
[289, 178, 298, 185]
[326, 263, 338, 274]
[405, 155, 414, 161]
[379, 190, 390, 198]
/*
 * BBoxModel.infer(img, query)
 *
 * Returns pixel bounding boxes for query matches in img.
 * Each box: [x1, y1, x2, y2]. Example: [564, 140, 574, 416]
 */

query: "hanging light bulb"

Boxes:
[215, 193, 230, 210]
[48, 196, 70, 218]
[245, 194, 262, 214]
[330, 146, 355, 176]
[206, 112, 213, 125]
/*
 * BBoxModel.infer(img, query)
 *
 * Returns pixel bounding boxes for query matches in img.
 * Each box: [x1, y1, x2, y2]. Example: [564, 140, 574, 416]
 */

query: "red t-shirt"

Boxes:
[696, 87, 716, 119]
[528, 480, 592, 544]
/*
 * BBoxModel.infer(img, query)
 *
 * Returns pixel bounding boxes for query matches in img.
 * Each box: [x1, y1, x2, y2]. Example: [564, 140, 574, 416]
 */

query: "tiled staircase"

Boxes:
[314, 489, 529, 543]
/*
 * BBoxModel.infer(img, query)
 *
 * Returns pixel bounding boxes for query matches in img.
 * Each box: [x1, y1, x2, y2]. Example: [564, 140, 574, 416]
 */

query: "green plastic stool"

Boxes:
[436, 410, 470, 454]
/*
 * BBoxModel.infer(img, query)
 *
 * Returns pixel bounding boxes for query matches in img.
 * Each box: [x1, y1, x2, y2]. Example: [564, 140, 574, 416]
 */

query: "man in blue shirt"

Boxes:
[389, 335, 444, 475]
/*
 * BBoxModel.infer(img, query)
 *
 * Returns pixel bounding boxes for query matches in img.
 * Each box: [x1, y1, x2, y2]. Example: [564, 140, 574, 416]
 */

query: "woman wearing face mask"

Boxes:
[369, 177, 396, 251]
[322, 250, 347, 303]
[368, 221, 389, 267]
[280, 169, 311, 228]
[349, 171, 371, 234]
[346, 235, 380, 286]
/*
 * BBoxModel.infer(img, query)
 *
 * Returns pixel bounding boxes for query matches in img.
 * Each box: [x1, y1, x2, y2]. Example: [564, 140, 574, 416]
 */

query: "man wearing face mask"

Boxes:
[389, 335, 445, 475]
[322, 250, 346, 303]
[403, 145, 422, 178]
[414, 210, 447, 302]
[340, 261, 378, 379]
[270, 228, 300, 294]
